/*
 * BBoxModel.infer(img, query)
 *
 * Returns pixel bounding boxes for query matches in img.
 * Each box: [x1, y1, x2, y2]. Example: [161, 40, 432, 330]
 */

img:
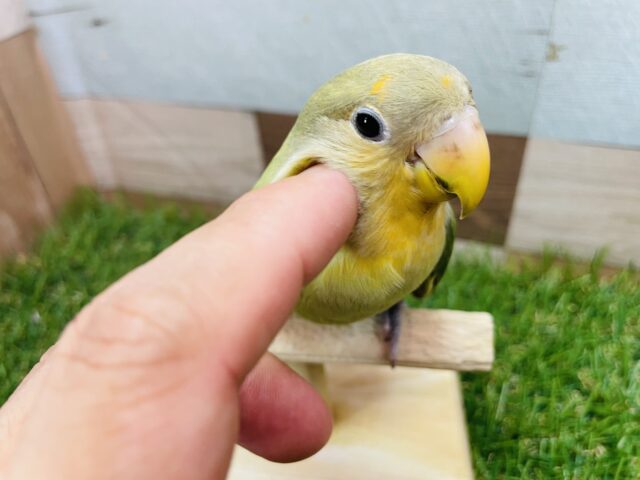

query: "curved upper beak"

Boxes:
[415, 106, 490, 218]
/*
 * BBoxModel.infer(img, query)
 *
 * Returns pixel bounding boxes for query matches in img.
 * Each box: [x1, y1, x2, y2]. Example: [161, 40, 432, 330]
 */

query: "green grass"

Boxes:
[416, 255, 639, 479]
[0, 190, 208, 401]
[1, 190, 639, 479]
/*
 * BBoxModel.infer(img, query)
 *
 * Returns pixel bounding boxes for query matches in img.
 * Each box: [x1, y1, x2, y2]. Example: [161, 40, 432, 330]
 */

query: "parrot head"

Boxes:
[259, 53, 490, 219]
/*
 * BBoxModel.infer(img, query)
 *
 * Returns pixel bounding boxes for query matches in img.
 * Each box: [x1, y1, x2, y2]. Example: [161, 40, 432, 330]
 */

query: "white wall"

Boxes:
[15, 1, 603, 142]
[27, 0, 640, 147]
[530, 1, 640, 147]
[0, 0, 29, 40]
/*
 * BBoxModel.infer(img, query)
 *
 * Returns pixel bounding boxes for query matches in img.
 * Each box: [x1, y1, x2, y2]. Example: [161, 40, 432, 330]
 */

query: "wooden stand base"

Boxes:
[228, 364, 473, 480]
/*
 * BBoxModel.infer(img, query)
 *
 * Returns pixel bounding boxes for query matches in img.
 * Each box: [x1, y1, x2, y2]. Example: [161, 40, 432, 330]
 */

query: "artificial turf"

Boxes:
[1, 190, 638, 479]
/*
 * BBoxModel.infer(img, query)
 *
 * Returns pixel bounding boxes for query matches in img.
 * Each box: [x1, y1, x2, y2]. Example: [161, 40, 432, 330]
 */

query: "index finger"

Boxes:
[79, 166, 358, 383]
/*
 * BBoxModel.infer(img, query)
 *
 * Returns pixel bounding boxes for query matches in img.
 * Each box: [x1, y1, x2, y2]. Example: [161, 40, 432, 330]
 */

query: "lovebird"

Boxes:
[255, 54, 490, 364]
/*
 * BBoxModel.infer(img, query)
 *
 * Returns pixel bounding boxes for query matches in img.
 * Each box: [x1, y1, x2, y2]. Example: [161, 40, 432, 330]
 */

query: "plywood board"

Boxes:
[62, 99, 117, 189]
[63, 99, 265, 204]
[0, 90, 52, 255]
[0, 29, 91, 210]
[228, 366, 473, 480]
[506, 138, 640, 266]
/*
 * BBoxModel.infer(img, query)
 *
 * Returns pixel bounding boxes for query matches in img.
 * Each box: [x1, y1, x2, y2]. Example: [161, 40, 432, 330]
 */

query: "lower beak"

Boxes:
[415, 106, 490, 218]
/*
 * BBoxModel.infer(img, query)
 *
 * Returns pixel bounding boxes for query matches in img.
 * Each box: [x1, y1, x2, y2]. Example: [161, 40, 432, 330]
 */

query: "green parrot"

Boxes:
[255, 54, 490, 364]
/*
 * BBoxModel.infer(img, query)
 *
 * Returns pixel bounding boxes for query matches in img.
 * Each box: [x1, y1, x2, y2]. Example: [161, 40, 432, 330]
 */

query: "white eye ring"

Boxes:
[351, 107, 389, 142]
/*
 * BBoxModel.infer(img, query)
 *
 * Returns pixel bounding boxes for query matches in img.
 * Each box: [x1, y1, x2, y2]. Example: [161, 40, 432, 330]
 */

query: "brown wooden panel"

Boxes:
[456, 134, 526, 245]
[256, 112, 296, 165]
[256, 112, 525, 245]
[0, 89, 53, 256]
[0, 29, 91, 210]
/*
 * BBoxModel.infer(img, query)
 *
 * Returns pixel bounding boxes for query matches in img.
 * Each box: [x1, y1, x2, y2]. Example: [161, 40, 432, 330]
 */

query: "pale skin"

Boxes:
[0, 167, 358, 480]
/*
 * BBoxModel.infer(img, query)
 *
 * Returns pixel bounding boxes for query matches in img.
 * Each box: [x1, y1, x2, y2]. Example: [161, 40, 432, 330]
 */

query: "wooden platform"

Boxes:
[228, 365, 473, 480]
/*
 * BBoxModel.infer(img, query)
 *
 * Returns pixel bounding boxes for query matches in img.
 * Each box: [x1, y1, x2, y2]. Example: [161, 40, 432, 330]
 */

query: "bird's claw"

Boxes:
[376, 302, 403, 368]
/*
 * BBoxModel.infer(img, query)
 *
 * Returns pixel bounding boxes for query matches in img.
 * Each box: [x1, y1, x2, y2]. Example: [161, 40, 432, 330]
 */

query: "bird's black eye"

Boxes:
[352, 108, 387, 142]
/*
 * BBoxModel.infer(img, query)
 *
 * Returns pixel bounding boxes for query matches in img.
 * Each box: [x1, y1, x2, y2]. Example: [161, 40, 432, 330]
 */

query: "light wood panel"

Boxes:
[62, 99, 117, 189]
[63, 99, 265, 204]
[507, 138, 640, 266]
[0, 29, 91, 210]
[0, 26, 90, 255]
[0, 89, 52, 255]
[271, 309, 494, 371]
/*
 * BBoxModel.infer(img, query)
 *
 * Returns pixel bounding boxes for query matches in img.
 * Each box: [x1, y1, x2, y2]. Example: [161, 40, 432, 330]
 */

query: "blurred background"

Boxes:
[1, 1, 639, 478]
[2, 0, 639, 264]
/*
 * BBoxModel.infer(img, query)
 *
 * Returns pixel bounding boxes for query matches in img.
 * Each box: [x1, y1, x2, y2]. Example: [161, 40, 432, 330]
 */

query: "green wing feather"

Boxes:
[412, 204, 456, 299]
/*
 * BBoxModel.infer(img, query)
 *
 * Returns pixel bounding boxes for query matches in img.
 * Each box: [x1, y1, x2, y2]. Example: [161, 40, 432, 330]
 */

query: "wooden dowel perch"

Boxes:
[270, 308, 494, 371]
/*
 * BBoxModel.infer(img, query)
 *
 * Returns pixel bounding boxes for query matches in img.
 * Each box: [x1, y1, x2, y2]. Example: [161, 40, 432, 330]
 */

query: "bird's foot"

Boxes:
[376, 302, 403, 368]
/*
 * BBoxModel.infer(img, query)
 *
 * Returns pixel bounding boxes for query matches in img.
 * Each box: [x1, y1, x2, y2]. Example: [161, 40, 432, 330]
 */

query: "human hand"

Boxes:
[0, 167, 358, 479]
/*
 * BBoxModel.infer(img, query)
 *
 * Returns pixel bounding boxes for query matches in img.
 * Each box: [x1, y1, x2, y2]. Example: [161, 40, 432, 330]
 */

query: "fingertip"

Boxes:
[284, 166, 359, 282]
[298, 166, 359, 232]
[298, 165, 358, 201]
[237, 354, 333, 462]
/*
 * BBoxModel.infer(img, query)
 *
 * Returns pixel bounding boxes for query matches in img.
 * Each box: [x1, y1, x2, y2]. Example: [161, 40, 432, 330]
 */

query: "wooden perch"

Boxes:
[269, 308, 494, 371]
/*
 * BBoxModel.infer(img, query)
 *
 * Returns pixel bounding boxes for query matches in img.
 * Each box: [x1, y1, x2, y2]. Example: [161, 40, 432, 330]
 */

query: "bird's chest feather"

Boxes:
[296, 190, 447, 324]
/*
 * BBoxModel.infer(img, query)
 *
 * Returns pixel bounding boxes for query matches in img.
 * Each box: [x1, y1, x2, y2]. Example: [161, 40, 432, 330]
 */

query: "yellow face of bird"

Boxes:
[285, 54, 490, 218]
